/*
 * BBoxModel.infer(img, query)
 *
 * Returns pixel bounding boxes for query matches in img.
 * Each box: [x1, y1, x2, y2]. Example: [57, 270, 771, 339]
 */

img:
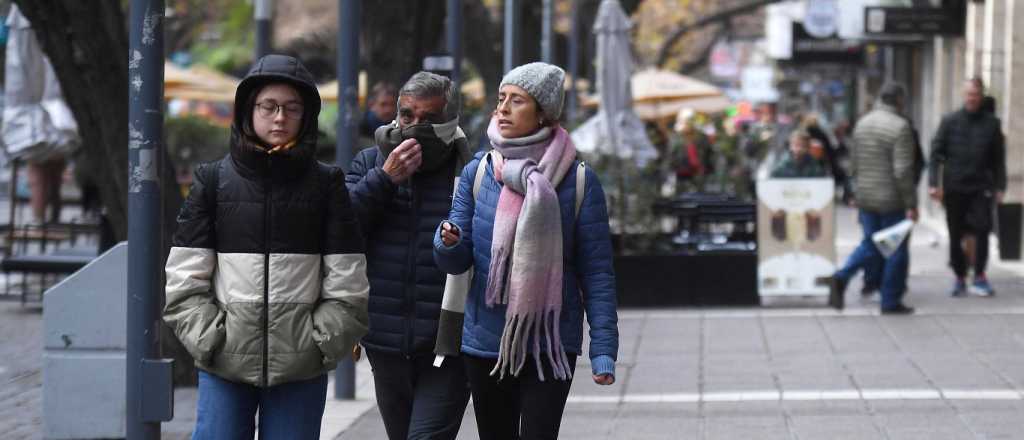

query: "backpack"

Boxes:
[470, 150, 586, 217]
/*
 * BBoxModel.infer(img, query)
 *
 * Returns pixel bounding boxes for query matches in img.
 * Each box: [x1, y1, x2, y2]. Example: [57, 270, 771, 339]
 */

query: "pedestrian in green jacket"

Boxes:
[770, 129, 827, 178]
[163, 54, 369, 439]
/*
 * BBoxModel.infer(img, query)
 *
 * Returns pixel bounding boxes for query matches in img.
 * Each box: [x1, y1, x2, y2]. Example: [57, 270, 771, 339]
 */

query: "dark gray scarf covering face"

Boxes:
[374, 118, 466, 173]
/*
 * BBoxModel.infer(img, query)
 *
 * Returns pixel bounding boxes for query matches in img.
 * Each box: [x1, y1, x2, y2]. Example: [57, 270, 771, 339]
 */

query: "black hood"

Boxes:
[231, 54, 321, 181]
[233, 54, 321, 132]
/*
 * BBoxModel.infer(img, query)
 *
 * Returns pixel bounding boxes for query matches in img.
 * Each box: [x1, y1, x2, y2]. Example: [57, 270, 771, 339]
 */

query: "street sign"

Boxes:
[864, 7, 962, 36]
[423, 55, 455, 72]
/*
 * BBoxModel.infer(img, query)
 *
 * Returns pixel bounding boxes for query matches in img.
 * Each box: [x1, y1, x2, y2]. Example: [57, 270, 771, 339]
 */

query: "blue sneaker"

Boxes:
[970, 276, 995, 297]
[950, 279, 967, 297]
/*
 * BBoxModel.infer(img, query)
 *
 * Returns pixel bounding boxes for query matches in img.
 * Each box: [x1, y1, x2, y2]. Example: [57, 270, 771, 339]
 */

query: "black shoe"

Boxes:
[860, 285, 879, 297]
[829, 276, 848, 310]
[880, 304, 915, 315]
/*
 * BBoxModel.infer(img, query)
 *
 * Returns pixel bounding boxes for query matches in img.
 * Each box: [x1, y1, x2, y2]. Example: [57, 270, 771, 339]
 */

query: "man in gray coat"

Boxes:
[831, 83, 918, 314]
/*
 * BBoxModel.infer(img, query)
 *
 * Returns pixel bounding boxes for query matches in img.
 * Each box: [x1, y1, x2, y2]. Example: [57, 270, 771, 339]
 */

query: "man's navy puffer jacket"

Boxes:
[433, 151, 619, 378]
[346, 147, 459, 357]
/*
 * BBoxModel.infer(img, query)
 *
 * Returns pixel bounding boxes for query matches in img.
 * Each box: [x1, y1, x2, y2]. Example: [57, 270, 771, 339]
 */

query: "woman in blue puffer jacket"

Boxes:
[433, 62, 618, 440]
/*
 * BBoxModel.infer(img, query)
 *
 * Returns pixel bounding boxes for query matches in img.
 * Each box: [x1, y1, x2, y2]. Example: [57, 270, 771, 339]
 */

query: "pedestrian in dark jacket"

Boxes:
[346, 72, 471, 440]
[801, 114, 846, 184]
[928, 77, 1007, 297]
[434, 62, 619, 440]
[163, 54, 369, 439]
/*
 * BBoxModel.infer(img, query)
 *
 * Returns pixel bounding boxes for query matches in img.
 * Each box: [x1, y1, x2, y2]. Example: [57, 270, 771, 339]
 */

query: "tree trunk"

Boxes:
[13, 0, 183, 243]
[15, 0, 192, 383]
[361, 1, 447, 88]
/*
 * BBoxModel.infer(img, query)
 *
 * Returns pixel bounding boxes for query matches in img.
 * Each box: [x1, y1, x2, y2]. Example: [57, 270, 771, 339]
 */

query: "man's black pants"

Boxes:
[944, 190, 994, 278]
[366, 349, 470, 440]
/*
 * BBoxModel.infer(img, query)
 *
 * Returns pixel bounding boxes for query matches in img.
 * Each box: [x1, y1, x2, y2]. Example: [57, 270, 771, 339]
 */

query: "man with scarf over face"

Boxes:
[346, 72, 471, 440]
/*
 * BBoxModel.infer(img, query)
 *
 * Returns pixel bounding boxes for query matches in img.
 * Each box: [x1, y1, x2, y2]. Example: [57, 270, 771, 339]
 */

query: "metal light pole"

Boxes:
[255, 0, 273, 60]
[446, 0, 464, 91]
[504, 0, 519, 74]
[541, 0, 554, 63]
[127, 0, 172, 438]
[334, 0, 360, 399]
[335, 0, 360, 173]
[566, 0, 579, 124]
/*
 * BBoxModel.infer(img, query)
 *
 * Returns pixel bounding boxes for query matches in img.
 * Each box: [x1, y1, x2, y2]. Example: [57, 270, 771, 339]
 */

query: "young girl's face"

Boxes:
[252, 83, 303, 146]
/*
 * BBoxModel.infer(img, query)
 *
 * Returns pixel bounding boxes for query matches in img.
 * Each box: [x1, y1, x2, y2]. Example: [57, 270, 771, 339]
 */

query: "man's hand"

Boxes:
[440, 221, 460, 247]
[928, 187, 943, 203]
[907, 208, 919, 222]
[382, 138, 422, 184]
[593, 374, 614, 385]
[996, 191, 1005, 204]
[351, 344, 362, 362]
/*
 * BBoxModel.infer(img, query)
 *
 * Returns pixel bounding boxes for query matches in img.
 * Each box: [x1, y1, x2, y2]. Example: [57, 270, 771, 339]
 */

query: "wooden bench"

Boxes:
[1, 246, 97, 304]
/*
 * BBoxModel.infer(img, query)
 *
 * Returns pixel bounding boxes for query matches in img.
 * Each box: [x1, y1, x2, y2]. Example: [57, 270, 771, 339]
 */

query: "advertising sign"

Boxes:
[741, 66, 779, 103]
[791, 23, 864, 65]
[710, 40, 740, 79]
[864, 7, 963, 36]
[803, 0, 838, 38]
[756, 178, 835, 297]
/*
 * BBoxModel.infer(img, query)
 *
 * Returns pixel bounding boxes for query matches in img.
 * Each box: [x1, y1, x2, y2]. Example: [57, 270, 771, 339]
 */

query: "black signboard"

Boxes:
[864, 6, 964, 36]
[791, 23, 864, 65]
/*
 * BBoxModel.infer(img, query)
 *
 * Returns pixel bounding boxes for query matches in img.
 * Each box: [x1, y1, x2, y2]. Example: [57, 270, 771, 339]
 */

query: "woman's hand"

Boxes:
[440, 221, 460, 247]
[593, 374, 614, 386]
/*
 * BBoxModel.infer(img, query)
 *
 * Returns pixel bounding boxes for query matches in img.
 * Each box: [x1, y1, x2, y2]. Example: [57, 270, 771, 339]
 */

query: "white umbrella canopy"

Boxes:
[633, 94, 733, 120]
[630, 68, 722, 103]
[581, 68, 730, 120]
[571, 0, 656, 167]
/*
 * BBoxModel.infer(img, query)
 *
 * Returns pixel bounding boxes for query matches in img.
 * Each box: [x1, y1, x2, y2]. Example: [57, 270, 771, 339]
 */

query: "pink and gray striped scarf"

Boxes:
[485, 117, 577, 381]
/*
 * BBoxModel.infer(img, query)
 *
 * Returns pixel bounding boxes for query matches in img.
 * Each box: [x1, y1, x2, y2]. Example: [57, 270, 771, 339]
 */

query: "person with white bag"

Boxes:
[831, 83, 918, 315]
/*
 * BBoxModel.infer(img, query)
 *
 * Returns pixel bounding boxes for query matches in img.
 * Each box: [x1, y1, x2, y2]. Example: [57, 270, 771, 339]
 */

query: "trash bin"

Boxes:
[998, 203, 1022, 260]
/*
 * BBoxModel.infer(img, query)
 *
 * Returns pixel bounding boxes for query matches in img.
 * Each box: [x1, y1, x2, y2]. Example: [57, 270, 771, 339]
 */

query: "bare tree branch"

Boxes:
[655, 0, 785, 67]
[678, 24, 727, 75]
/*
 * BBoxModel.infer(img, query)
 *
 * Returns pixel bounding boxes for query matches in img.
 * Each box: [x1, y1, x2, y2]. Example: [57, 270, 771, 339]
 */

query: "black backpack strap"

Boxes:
[202, 159, 220, 224]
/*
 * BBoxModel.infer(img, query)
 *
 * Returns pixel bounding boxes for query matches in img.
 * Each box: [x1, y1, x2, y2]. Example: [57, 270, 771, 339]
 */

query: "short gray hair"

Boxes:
[398, 71, 460, 121]
[878, 82, 906, 107]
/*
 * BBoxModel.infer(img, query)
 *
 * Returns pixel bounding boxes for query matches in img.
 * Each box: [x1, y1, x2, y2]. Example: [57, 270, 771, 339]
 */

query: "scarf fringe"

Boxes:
[485, 246, 511, 306]
[489, 309, 573, 382]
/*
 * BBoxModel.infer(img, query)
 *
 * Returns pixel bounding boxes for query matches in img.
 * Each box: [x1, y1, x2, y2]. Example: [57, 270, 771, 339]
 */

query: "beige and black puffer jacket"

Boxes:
[163, 55, 369, 387]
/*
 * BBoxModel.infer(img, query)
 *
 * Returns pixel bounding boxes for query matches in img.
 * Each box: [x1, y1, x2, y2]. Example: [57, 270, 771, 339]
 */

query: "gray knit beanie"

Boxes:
[500, 62, 566, 121]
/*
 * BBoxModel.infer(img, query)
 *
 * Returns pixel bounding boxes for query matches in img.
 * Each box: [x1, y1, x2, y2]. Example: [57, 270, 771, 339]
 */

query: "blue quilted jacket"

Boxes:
[433, 151, 619, 378]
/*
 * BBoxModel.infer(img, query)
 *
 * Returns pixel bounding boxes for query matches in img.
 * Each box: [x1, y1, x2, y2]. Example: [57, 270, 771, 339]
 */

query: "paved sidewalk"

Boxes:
[337, 206, 1024, 439]
[3, 205, 1023, 439]
[0, 300, 378, 440]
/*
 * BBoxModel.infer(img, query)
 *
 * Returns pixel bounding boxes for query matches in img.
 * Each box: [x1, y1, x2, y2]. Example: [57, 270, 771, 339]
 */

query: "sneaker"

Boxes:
[970, 276, 995, 297]
[881, 304, 915, 315]
[829, 276, 848, 310]
[950, 279, 967, 297]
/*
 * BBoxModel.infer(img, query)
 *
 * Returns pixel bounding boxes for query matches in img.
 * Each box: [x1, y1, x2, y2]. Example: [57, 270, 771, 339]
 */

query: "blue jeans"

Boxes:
[863, 257, 883, 290]
[836, 210, 909, 309]
[192, 371, 328, 440]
